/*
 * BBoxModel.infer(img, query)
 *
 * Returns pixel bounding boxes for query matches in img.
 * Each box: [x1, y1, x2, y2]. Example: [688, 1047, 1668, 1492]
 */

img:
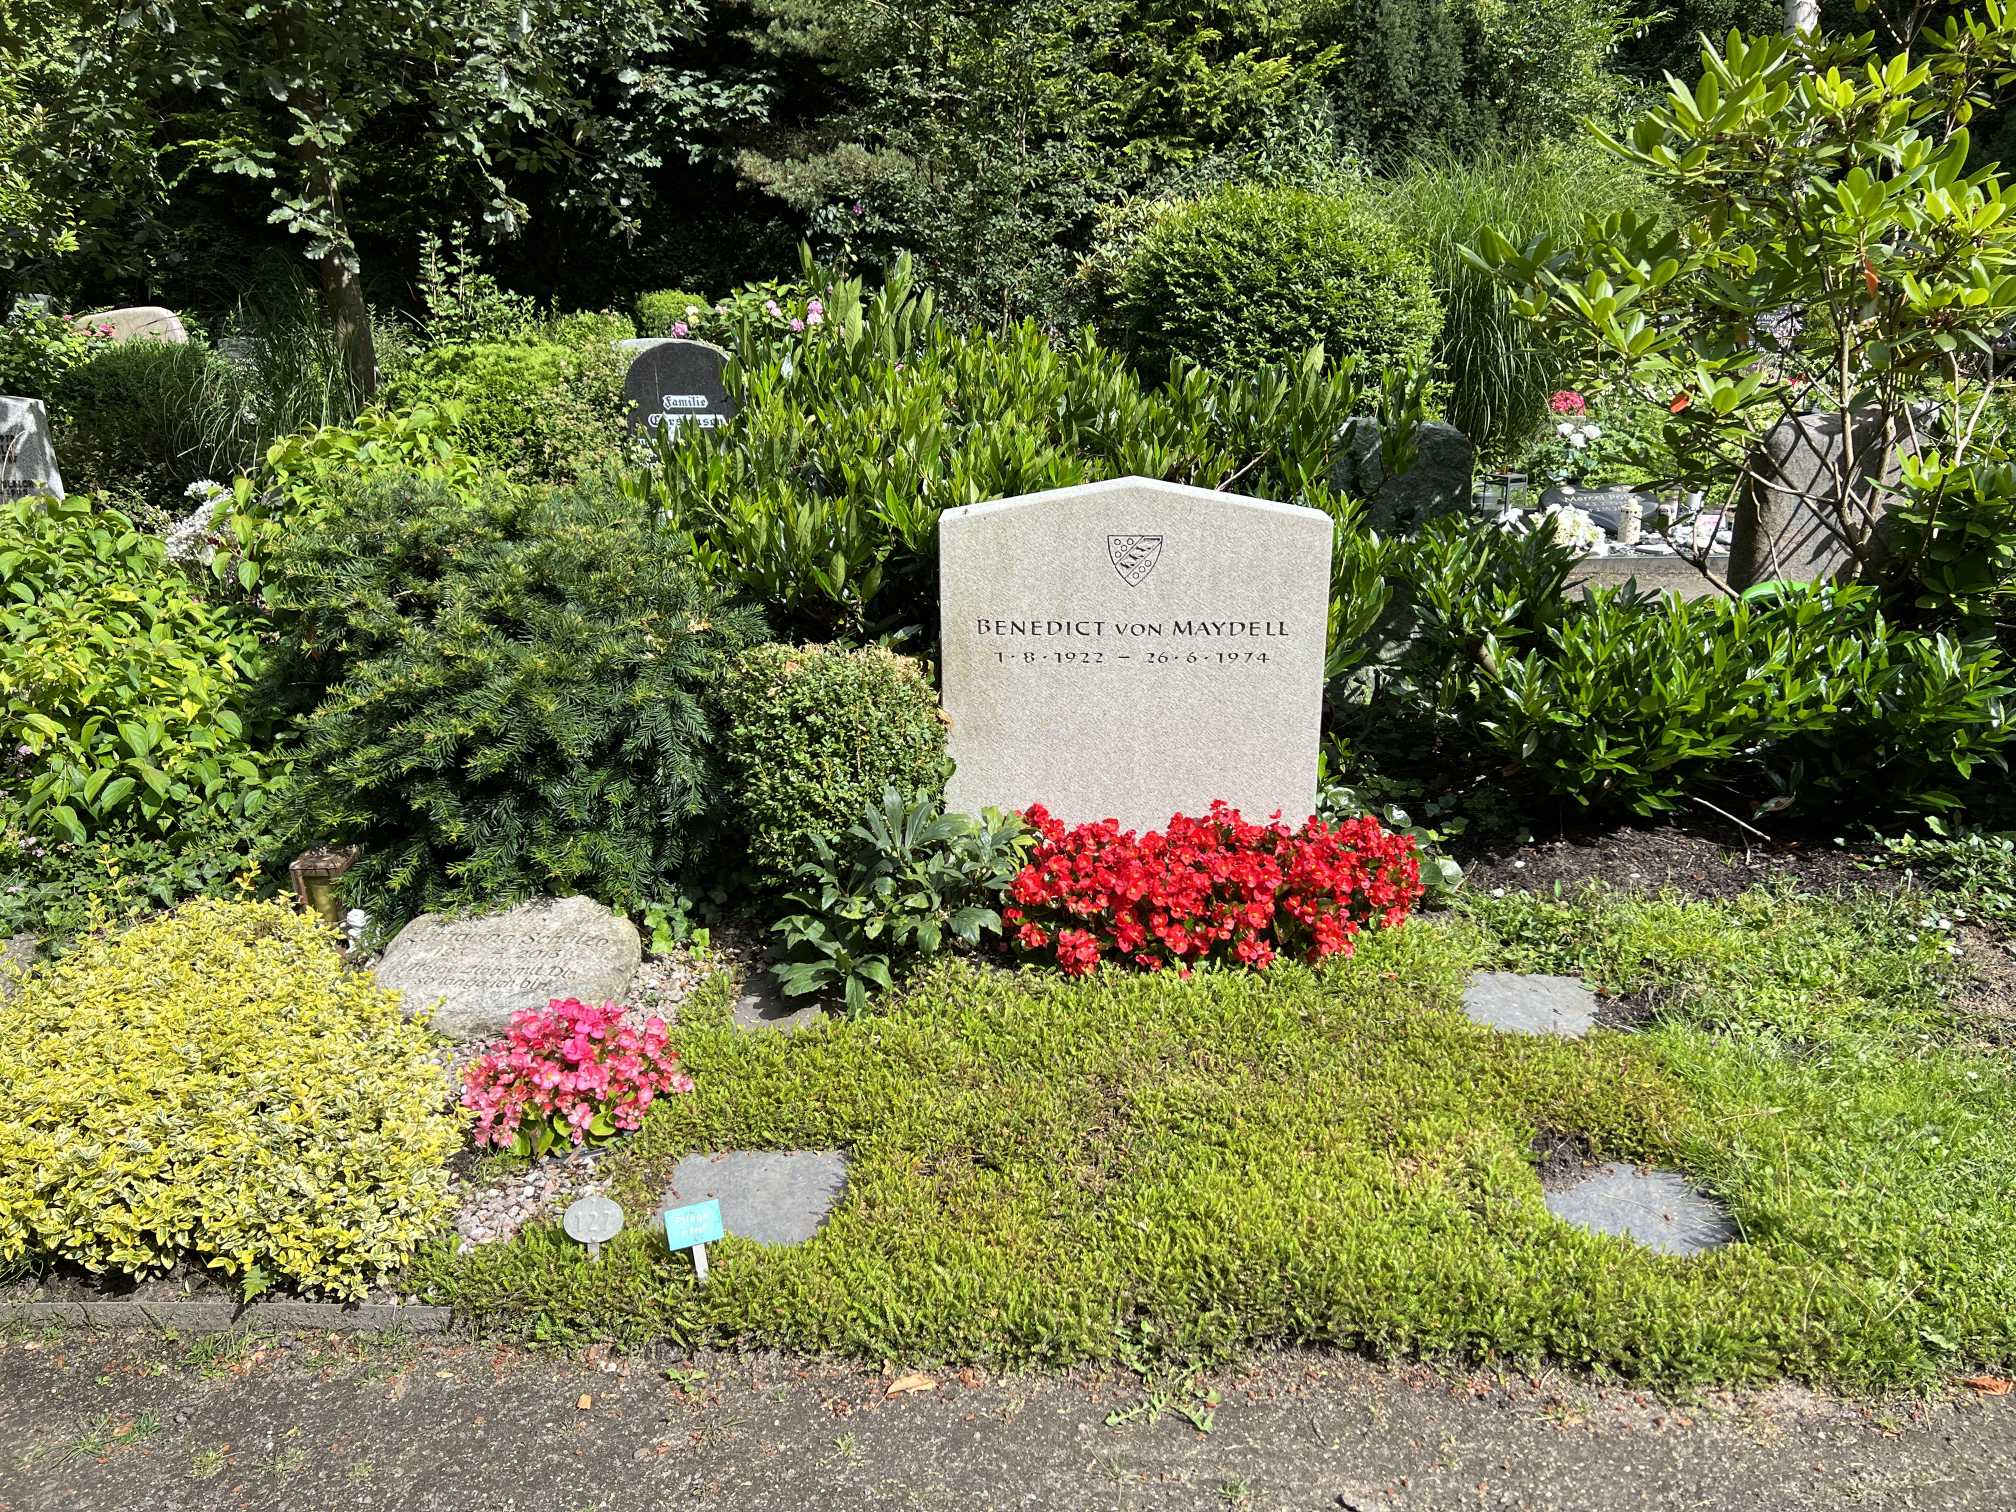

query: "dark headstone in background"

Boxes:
[623, 339, 737, 437]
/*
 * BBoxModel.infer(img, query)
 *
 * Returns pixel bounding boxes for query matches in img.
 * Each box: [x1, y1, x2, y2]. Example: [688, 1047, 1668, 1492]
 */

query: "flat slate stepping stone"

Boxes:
[663, 1150, 847, 1245]
[1544, 1163, 1736, 1256]
[1462, 971, 1598, 1037]
[732, 969, 823, 1034]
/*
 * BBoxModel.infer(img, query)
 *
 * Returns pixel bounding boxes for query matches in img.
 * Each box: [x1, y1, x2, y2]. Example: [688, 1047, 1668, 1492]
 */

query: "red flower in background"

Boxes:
[1548, 390, 1587, 416]
[1003, 802, 1423, 978]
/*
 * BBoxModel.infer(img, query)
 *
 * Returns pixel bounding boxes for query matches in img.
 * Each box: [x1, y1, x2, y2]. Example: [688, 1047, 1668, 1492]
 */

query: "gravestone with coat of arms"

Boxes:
[938, 476, 1332, 833]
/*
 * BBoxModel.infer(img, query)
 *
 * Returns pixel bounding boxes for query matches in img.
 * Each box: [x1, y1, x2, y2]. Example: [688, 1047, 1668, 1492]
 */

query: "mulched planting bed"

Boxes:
[1461, 815, 1879, 903]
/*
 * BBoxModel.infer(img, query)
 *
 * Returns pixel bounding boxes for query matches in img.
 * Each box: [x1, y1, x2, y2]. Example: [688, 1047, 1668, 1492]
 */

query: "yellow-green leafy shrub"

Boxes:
[0, 899, 458, 1297]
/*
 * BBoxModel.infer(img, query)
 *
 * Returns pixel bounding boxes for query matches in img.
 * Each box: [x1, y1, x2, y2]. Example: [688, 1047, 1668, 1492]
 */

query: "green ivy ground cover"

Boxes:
[424, 885, 2015, 1390]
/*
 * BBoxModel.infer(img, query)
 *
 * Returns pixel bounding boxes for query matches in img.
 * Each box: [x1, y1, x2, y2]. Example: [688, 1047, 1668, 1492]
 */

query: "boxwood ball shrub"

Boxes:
[273, 473, 763, 921]
[378, 338, 627, 484]
[0, 899, 457, 1298]
[635, 289, 713, 337]
[1102, 184, 1443, 379]
[721, 642, 948, 889]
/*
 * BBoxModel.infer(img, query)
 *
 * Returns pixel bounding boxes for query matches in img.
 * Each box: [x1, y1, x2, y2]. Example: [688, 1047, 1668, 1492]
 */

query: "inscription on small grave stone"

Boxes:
[939, 476, 1332, 833]
[622, 339, 737, 437]
[371, 895, 640, 1041]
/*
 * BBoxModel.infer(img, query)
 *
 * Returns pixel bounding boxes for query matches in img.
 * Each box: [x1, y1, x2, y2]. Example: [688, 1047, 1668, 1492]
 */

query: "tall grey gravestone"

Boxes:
[1, 396, 63, 500]
[940, 476, 1332, 833]
[623, 338, 737, 437]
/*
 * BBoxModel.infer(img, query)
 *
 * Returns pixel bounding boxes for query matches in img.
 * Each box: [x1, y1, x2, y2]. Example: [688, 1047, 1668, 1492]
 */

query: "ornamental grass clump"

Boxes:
[462, 997, 693, 1156]
[1005, 802, 1423, 976]
[0, 899, 457, 1299]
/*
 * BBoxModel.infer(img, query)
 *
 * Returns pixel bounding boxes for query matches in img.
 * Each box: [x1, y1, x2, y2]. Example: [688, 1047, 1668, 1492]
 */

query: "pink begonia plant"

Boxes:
[461, 997, 692, 1156]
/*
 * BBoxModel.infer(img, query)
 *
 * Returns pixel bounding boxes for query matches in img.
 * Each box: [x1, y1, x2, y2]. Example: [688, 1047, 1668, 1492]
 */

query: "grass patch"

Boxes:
[420, 888, 2016, 1389]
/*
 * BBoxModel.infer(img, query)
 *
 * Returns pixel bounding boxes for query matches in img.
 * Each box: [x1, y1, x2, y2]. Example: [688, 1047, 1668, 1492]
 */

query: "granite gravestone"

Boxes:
[1, 396, 63, 500]
[939, 476, 1332, 833]
[1329, 417, 1475, 533]
[372, 895, 640, 1041]
[1730, 410, 1913, 587]
[623, 339, 736, 437]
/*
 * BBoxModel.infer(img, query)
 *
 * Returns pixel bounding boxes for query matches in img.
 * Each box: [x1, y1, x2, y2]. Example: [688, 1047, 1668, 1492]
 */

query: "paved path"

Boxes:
[2, 1332, 2012, 1510]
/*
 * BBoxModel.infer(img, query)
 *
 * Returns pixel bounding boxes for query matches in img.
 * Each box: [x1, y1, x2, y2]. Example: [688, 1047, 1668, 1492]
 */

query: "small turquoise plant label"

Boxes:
[663, 1199, 725, 1251]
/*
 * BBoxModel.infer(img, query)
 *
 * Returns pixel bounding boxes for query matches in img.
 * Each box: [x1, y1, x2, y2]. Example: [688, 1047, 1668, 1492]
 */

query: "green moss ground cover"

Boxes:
[422, 885, 2016, 1389]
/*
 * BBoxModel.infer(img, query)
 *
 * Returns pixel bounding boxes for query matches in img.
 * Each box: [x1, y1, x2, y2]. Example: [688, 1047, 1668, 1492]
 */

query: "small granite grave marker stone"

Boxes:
[1544, 1164, 1736, 1257]
[622, 338, 737, 437]
[371, 895, 640, 1041]
[663, 1150, 849, 1246]
[939, 476, 1332, 832]
[1, 396, 63, 500]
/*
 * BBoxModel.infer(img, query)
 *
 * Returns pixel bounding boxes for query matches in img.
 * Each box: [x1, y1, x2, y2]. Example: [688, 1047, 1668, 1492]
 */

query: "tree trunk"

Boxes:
[1785, 0, 1820, 31]
[315, 243, 377, 402]
[289, 114, 378, 402]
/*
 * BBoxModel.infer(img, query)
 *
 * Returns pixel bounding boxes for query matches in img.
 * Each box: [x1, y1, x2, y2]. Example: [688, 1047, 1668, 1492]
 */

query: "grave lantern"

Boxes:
[289, 846, 360, 926]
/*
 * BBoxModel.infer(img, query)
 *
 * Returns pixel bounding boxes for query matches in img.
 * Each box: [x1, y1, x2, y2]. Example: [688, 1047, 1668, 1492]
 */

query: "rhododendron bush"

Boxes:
[1005, 803, 1423, 976]
[463, 997, 693, 1156]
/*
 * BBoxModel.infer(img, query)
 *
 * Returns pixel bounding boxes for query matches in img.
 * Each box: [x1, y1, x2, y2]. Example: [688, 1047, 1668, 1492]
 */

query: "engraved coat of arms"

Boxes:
[1107, 534, 1164, 587]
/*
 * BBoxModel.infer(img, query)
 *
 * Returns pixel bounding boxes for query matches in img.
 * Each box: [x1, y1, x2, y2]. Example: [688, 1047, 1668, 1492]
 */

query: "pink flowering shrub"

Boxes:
[461, 998, 693, 1156]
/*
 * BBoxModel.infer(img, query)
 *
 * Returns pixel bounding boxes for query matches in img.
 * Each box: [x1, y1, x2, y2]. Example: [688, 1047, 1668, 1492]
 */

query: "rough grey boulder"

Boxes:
[1329, 418, 1475, 533]
[372, 895, 640, 1042]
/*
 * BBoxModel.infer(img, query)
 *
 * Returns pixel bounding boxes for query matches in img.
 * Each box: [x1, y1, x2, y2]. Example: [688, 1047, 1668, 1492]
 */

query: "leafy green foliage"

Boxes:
[378, 339, 628, 484]
[732, 0, 1629, 324]
[49, 338, 225, 513]
[627, 256, 1406, 642]
[429, 885, 2015, 1388]
[416, 225, 545, 345]
[1100, 184, 1442, 377]
[772, 788, 1030, 1013]
[719, 642, 948, 891]
[16, 0, 723, 390]
[1382, 147, 1657, 464]
[271, 474, 763, 922]
[215, 405, 486, 606]
[0, 302, 102, 402]
[1880, 826, 2016, 931]
[0, 495, 283, 849]
[1471, 21, 2016, 592]
[635, 289, 716, 337]
[1448, 583, 2011, 817]
[0, 899, 458, 1299]
[1333, 517, 2014, 821]
[0, 805, 280, 947]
